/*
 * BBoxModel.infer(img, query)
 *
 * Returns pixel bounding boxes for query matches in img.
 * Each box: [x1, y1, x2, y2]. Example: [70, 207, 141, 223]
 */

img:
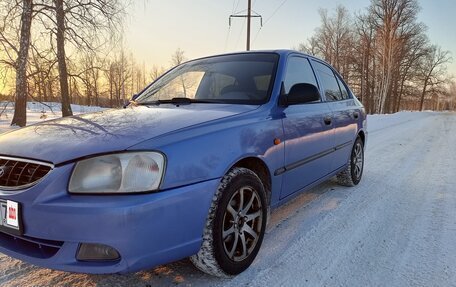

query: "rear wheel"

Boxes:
[336, 136, 364, 186]
[190, 167, 267, 277]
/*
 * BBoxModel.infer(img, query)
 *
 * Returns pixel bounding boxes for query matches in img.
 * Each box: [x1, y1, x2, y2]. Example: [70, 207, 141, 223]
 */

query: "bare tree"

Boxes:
[104, 51, 131, 107]
[78, 52, 103, 106]
[448, 81, 456, 111]
[301, 6, 354, 80]
[0, 2, 21, 76]
[53, 0, 72, 116]
[369, 0, 421, 113]
[0, 100, 12, 118]
[353, 12, 377, 113]
[392, 29, 429, 112]
[298, 0, 454, 113]
[149, 65, 165, 82]
[33, 0, 125, 116]
[171, 48, 189, 97]
[28, 44, 58, 103]
[171, 48, 187, 66]
[11, 0, 33, 127]
[1, 0, 126, 120]
[128, 57, 147, 95]
[418, 46, 452, 111]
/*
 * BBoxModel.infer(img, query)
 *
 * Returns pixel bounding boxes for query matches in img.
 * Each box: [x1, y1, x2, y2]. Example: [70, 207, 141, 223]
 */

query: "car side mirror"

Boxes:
[282, 83, 321, 106]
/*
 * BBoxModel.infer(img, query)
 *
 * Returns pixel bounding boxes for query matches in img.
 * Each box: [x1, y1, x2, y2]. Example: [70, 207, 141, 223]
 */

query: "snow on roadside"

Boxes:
[366, 111, 439, 133]
[0, 102, 106, 134]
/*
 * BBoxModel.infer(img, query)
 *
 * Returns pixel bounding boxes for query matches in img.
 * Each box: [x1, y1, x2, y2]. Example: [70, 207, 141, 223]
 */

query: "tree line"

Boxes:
[299, 0, 454, 114]
[0, 0, 454, 128]
[0, 0, 128, 126]
[0, 0, 179, 127]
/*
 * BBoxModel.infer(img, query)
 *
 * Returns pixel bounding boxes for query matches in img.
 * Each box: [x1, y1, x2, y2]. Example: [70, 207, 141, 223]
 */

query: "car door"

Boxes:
[311, 60, 359, 172]
[280, 56, 335, 200]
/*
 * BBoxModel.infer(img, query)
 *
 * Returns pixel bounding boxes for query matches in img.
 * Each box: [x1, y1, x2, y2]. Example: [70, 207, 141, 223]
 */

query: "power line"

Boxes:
[252, 26, 262, 44]
[233, 0, 241, 13]
[252, 0, 289, 45]
[231, 0, 237, 14]
[263, 0, 289, 26]
[224, 26, 231, 52]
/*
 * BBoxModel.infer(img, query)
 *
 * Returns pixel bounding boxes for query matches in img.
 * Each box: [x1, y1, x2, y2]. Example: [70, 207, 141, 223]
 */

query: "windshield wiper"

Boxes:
[137, 97, 222, 106]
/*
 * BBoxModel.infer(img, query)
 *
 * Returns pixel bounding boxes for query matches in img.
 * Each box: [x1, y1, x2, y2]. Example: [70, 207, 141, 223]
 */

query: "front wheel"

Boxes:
[336, 136, 364, 186]
[190, 167, 267, 277]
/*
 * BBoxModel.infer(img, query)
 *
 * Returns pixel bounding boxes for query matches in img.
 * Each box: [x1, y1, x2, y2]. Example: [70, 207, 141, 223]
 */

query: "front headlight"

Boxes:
[69, 152, 165, 194]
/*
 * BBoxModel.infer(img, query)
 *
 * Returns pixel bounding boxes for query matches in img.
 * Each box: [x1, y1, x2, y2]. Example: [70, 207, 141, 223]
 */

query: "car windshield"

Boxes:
[135, 53, 279, 105]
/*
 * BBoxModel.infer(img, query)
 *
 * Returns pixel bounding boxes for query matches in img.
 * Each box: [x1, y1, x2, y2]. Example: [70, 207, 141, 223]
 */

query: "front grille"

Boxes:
[0, 156, 53, 190]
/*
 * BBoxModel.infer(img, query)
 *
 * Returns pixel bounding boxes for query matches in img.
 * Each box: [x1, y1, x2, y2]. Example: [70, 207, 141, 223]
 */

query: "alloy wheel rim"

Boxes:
[222, 186, 263, 262]
[352, 142, 363, 179]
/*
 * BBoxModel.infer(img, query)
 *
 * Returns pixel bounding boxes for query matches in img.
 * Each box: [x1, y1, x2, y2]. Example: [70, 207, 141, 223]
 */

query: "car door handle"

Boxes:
[352, 112, 359, 119]
[324, 116, 332, 126]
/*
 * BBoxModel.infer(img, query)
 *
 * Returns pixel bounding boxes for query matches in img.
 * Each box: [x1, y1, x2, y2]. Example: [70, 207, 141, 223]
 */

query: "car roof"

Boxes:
[185, 49, 331, 68]
[181, 49, 332, 70]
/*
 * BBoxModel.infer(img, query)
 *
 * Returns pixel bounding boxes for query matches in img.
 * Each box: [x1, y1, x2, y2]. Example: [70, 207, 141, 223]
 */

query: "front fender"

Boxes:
[128, 113, 284, 193]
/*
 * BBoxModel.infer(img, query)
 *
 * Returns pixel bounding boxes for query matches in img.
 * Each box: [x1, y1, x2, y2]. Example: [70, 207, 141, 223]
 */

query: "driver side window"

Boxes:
[284, 57, 319, 94]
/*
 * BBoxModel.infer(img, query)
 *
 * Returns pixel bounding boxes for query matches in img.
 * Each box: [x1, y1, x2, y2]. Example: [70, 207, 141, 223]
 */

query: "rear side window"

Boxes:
[336, 76, 350, 100]
[312, 61, 342, 102]
[284, 57, 318, 94]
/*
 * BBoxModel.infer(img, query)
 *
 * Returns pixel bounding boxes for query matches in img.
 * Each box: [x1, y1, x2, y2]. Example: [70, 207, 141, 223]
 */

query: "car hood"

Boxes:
[0, 104, 258, 164]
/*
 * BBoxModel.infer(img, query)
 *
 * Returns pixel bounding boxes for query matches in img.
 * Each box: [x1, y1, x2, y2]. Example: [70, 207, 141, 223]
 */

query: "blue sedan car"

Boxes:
[0, 50, 366, 277]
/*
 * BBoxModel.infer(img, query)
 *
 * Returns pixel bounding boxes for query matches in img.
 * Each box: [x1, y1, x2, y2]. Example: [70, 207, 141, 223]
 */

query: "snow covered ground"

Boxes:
[0, 106, 455, 286]
[0, 102, 105, 134]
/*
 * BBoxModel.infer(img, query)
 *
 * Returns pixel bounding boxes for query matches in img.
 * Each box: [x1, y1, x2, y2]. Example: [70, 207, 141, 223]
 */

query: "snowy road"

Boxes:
[1, 111, 455, 287]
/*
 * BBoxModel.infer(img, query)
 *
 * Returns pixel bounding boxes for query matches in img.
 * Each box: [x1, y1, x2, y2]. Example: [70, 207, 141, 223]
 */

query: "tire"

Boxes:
[336, 136, 364, 187]
[190, 167, 267, 277]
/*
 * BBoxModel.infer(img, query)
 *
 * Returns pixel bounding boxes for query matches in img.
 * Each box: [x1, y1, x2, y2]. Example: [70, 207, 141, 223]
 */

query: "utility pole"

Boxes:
[229, 0, 262, 51]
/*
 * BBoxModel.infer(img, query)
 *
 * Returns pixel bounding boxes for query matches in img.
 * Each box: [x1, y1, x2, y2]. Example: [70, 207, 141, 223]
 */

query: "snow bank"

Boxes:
[0, 102, 106, 134]
[366, 111, 436, 133]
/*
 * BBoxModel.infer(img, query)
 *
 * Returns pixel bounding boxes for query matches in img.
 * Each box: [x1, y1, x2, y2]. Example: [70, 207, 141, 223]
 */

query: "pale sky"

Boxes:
[125, 0, 455, 75]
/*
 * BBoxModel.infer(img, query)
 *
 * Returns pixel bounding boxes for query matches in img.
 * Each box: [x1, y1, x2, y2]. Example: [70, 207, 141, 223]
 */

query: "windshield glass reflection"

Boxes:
[136, 53, 279, 105]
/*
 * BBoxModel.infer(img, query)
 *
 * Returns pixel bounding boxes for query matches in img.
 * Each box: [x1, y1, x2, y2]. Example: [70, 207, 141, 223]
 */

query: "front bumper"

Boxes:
[0, 164, 220, 274]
